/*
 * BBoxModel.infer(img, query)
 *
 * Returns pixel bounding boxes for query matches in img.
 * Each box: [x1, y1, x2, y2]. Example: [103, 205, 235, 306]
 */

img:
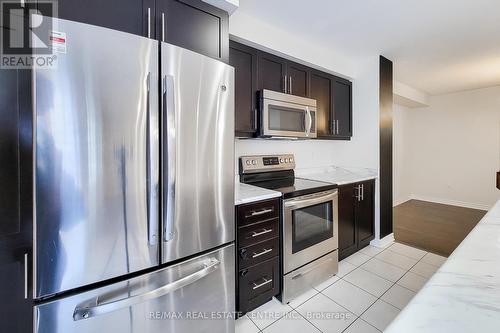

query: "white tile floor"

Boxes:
[236, 242, 447, 333]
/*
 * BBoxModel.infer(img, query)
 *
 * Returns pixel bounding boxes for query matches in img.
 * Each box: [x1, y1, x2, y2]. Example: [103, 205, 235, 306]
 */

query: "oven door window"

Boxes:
[292, 202, 333, 253]
[268, 104, 306, 132]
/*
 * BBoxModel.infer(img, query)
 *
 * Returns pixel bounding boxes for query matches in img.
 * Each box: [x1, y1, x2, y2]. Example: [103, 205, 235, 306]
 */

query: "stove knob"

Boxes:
[245, 160, 251, 166]
[251, 160, 257, 165]
[280, 158, 284, 163]
[285, 158, 289, 163]
[289, 157, 294, 163]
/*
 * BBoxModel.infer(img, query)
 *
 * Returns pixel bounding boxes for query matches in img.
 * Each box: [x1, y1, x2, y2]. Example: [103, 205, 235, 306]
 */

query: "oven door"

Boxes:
[261, 98, 317, 138]
[283, 190, 338, 273]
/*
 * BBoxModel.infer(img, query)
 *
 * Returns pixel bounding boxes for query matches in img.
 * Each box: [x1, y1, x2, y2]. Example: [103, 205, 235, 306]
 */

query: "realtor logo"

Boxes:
[1, 0, 58, 68]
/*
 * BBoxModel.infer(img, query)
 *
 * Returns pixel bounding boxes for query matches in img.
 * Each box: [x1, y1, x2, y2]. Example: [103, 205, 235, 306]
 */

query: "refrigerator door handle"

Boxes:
[163, 75, 176, 242]
[146, 72, 158, 246]
[73, 258, 220, 321]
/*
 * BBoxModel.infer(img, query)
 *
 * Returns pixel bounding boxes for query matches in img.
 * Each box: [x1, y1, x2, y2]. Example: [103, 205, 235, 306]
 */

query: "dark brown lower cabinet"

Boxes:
[236, 198, 281, 314]
[338, 180, 375, 260]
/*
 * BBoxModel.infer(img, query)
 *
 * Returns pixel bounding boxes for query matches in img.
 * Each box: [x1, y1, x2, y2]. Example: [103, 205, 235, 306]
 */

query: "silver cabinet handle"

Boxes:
[247, 208, 273, 217]
[289, 76, 292, 94]
[336, 120, 339, 135]
[147, 7, 151, 38]
[146, 72, 158, 246]
[361, 184, 364, 201]
[161, 13, 165, 42]
[283, 75, 287, 93]
[252, 277, 272, 290]
[332, 119, 336, 135]
[73, 258, 220, 321]
[163, 75, 176, 242]
[251, 228, 273, 237]
[24, 253, 28, 299]
[354, 185, 361, 201]
[252, 248, 272, 258]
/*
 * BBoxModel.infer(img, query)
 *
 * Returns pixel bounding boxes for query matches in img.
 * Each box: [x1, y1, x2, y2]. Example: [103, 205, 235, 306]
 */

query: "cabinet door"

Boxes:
[356, 180, 375, 248]
[338, 184, 357, 260]
[310, 70, 334, 137]
[333, 78, 352, 138]
[157, 0, 229, 62]
[230, 41, 258, 137]
[55, 0, 153, 37]
[0, 66, 33, 332]
[286, 62, 309, 97]
[257, 51, 287, 93]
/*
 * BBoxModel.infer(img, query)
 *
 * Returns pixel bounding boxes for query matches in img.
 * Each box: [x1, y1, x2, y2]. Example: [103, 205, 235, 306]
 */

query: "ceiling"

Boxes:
[236, 0, 500, 95]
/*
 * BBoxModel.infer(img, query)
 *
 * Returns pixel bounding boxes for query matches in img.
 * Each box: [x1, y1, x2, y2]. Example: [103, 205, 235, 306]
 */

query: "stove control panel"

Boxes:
[239, 154, 295, 174]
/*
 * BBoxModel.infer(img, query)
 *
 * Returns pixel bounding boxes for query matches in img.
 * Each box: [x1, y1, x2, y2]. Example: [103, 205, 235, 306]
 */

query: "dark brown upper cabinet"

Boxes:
[52, 0, 228, 62]
[333, 78, 353, 138]
[230, 41, 258, 138]
[257, 51, 287, 93]
[156, 0, 229, 62]
[286, 61, 309, 97]
[230, 41, 352, 140]
[311, 70, 352, 140]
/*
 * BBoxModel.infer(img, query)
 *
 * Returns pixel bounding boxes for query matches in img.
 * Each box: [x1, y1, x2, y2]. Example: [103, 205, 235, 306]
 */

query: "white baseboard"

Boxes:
[409, 194, 491, 211]
[393, 196, 411, 207]
[370, 233, 395, 248]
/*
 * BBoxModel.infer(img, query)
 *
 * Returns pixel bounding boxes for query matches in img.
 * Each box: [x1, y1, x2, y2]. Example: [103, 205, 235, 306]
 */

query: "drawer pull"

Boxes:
[251, 228, 273, 237]
[252, 277, 273, 290]
[246, 208, 274, 217]
[252, 248, 272, 258]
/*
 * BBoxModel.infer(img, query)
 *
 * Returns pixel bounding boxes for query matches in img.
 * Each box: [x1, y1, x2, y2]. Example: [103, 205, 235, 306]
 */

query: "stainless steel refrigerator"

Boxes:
[33, 18, 235, 333]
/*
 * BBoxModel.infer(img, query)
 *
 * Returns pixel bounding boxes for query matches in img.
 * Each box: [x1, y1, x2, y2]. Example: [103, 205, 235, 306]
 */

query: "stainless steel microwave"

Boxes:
[259, 90, 317, 138]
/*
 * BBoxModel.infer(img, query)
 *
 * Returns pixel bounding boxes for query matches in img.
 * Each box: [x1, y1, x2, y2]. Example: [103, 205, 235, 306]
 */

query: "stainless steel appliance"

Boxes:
[259, 90, 317, 138]
[33, 17, 234, 332]
[240, 154, 338, 303]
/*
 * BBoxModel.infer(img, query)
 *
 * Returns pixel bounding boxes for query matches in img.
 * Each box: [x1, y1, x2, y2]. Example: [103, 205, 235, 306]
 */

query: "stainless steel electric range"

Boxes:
[239, 154, 339, 303]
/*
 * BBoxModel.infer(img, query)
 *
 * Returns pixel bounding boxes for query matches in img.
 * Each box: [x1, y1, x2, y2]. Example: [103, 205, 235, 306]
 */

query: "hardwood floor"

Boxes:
[393, 200, 487, 257]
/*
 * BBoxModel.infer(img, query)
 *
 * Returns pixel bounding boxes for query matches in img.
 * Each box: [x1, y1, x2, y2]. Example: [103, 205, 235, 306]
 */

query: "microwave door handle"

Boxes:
[163, 75, 176, 242]
[73, 258, 220, 321]
[305, 107, 312, 136]
[146, 72, 158, 246]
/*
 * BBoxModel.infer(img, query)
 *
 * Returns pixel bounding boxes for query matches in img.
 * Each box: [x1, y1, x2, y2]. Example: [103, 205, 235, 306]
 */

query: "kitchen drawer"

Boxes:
[238, 218, 279, 248]
[238, 237, 279, 269]
[238, 257, 279, 314]
[237, 198, 280, 227]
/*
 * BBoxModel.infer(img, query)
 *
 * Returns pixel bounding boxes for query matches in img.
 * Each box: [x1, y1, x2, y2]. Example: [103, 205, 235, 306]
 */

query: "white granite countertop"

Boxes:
[296, 166, 378, 185]
[235, 182, 281, 206]
[385, 199, 500, 333]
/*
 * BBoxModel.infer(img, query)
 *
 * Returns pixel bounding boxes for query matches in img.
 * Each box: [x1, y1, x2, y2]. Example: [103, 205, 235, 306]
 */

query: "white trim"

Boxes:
[370, 233, 395, 249]
[408, 194, 491, 211]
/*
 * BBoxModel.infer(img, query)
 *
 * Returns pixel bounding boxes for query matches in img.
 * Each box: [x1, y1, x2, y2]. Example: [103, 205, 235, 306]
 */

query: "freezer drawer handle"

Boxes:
[251, 228, 273, 237]
[246, 208, 274, 217]
[252, 277, 272, 290]
[252, 248, 273, 258]
[73, 258, 220, 321]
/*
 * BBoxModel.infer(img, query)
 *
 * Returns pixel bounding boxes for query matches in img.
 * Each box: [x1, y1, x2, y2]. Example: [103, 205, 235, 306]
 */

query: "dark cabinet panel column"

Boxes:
[230, 41, 258, 137]
[379, 56, 393, 238]
[333, 79, 352, 138]
[310, 71, 333, 137]
[356, 180, 375, 247]
[157, 0, 229, 62]
[257, 52, 287, 93]
[286, 62, 309, 97]
[0, 65, 33, 333]
[338, 184, 357, 259]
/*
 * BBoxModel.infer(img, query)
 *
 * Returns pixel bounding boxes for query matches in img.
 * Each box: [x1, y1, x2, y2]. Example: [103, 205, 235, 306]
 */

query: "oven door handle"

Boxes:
[284, 190, 338, 210]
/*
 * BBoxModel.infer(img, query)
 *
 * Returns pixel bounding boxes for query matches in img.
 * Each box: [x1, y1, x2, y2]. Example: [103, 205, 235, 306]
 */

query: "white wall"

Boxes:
[230, 13, 383, 239]
[394, 86, 500, 210]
